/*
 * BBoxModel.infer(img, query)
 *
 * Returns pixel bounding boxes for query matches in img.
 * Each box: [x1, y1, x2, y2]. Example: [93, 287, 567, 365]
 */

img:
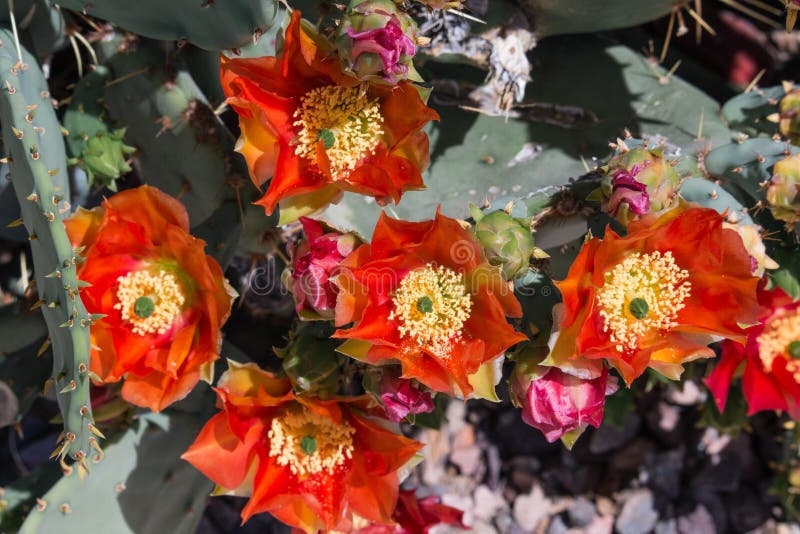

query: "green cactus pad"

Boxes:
[0, 30, 99, 463]
[19, 413, 213, 534]
[705, 138, 800, 200]
[721, 85, 786, 139]
[56, 0, 280, 51]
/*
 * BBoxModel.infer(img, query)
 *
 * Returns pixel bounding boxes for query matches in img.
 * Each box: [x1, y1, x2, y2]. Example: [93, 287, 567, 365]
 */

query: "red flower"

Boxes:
[514, 366, 618, 443]
[182, 362, 422, 532]
[64, 186, 235, 412]
[355, 489, 468, 534]
[286, 217, 359, 320]
[550, 206, 759, 385]
[333, 210, 526, 396]
[221, 11, 438, 222]
[706, 285, 800, 419]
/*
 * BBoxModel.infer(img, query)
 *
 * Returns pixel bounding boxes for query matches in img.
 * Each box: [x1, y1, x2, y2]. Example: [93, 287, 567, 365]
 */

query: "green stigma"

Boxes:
[133, 296, 155, 319]
[416, 296, 434, 314]
[300, 435, 317, 455]
[788, 340, 800, 359]
[629, 298, 649, 320]
[317, 129, 335, 150]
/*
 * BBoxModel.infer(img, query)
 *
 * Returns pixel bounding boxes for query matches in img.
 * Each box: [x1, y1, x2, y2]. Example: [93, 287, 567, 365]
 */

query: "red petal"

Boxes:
[704, 340, 746, 413]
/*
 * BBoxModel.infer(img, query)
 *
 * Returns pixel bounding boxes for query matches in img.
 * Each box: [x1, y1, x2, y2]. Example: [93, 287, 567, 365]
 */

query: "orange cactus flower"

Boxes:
[181, 362, 422, 532]
[332, 210, 526, 396]
[221, 10, 439, 222]
[706, 285, 800, 419]
[64, 185, 236, 412]
[549, 206, 759, 385]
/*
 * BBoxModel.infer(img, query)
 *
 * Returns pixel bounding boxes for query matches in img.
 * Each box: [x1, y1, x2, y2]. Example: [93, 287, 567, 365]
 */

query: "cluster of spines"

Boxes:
[0, 30, 102, 474]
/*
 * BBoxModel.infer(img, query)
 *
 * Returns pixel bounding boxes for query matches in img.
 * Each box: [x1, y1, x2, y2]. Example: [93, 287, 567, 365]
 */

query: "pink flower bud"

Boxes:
[605, 165, 650, 216]
[336, 0, 420, 83]
[518, 366, 617, 442]
[348, 17, 416, 80]
[380, 374, 434, 422]
[287, 218, 357, 320]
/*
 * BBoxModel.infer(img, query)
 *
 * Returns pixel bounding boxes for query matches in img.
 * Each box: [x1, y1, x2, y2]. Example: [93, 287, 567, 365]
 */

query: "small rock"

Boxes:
[667, 381, 706, 406]
[611, 438, 656, 472]
[494, 410, 559, 457]
[699, 427, 731, 457]
[657, 402, 680, 432]
[656, 519, 678, 534]
[690, 488, 728, 533]
[546, 515, 568, 534]
[595, 496, 616, 517]
[468, 520, 498, 534]
[726, 487, 769, 533]
[584, 515, 614, 534]
[589, 413, 641, 454]
[451, 425, 482, 476]
[692, 458, 740, 493]
[645, 449, 684, 499]
[513, 485, 552, 531]
[644, 402, 683, 447]
[472, 485, 507, 522]
[615, 490, 658, 534]
[510, 465, 536, 494]
[678, 505, 716, 534]
[567, 497, 596, 528]
[447, 401, 467, 434]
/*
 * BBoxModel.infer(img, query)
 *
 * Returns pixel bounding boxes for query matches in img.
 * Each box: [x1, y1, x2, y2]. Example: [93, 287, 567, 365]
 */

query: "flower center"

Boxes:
[267, 408, 355, 477]
[595, 251, 691, 353]
[389, 264, 472, 355]
[293, 85, 384, 180]
[114, 269, 185, 336]
[756, 309, 800, 382]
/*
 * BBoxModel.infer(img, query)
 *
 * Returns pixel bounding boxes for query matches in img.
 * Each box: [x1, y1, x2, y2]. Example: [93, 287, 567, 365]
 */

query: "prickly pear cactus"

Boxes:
[1, 0, 800, 531]
[0, 30, 100, 467]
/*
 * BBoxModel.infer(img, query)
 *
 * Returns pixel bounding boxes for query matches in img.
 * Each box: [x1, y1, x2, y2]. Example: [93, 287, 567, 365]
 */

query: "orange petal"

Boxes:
[120, 366, 200, 412]
[64, 206, 104, 251]
[181, 412, 262, 491]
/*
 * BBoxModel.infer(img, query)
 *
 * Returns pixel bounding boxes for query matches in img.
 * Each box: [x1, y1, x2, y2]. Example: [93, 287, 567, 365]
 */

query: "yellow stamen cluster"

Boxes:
[293, 85, 384, 180]
[267, 408, 355, 477]
[389, 264, 472, 356]
[596, 251, 691, 353]
[756, 310, 800, 382]
[114, 269, 185, 336]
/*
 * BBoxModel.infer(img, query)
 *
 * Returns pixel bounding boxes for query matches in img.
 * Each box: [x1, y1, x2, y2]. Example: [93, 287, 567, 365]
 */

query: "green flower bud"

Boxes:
[74, 128, 135, 191]
[470, 204, 536, 280]
[766, 153, 800, 226]
[780, 86, 800, 146]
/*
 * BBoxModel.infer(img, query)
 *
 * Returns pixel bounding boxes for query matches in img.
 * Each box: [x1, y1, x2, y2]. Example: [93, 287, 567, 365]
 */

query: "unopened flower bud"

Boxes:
[379, 372, 434, 422]
[513, 365, 618, 443]
[285, 218, 358, 320]
[780, 87, 800, 145]
[470, 204, 537, 280]
[766, 153, 800, 226]
[336, 0, 421, 83]
[600, 147, 680, 224]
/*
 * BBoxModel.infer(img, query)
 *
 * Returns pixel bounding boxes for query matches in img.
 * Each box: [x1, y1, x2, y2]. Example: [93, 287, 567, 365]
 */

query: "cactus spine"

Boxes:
[0, 30, 100, 470]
